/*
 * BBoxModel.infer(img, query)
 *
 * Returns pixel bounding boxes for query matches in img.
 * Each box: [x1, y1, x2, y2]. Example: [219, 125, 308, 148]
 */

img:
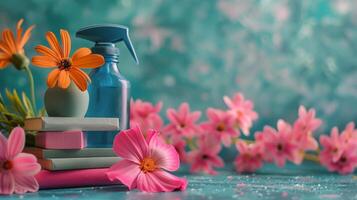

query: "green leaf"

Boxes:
[5, 89, 27, 117]
[22, 92, 34, 117]
[11, 89, 27, 117]
[0, 93, 5, 105]
[2, 112, 23, 121]
[39, 107, 46, 117]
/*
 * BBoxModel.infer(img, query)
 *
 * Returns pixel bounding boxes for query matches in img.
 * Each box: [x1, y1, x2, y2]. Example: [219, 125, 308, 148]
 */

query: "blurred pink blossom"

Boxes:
[163, 103, 202, 142]
[187, 135, 224, 175]
[341, 122, 357, 143]
[292, 106, 322, 163]
[130, 99, 164, 135]
[223, 92, 258, 135]
[172, 140, 188, 163]
[256, 120, 300, 167]
[234, 141, 264, 173]
[319, 126, 357, 175]
[201, 108, 238, 147]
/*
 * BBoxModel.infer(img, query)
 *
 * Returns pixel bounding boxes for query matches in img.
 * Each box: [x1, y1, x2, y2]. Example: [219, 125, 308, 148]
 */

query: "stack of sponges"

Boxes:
[24, 117, 121, 188]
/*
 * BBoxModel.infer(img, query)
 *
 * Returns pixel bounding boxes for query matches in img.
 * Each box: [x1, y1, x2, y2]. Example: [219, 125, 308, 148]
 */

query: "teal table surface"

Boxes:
[3, 161, 357, 200]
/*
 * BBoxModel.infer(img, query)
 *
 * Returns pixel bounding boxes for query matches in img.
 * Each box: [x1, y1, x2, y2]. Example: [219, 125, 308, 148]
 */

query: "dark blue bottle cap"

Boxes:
[76, 24, 139, 64]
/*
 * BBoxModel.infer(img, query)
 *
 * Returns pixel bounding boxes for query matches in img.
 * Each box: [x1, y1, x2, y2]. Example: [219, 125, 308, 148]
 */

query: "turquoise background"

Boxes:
[1, 0, 357, 135]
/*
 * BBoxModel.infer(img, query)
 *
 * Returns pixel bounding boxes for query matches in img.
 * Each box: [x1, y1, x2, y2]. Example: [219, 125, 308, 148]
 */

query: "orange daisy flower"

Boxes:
[32, 29, 104, 91]
[0, 19, 34, 70]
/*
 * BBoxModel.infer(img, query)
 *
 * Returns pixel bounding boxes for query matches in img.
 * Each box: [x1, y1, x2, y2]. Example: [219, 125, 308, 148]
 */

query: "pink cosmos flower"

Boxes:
[187, 135, 224, 175]
[223, 92, 258, 135]
[163, 103, 201, 141]
[319, 127, 357, 175]
[201, 108, 238, 147]
[130, 99, 164, 135]
[293, 106, 322, 151]
[106, 127, 187, 192]
[256, 120, 299, 167]
[0, 127, 41, 195]
[234, 141, 264, 173]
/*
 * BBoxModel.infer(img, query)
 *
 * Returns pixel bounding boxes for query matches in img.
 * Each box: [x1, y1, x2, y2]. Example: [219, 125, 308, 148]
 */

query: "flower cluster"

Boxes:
[130, 92, 259, 175]
[319, 123, 357, 174]
[130, 93, 357, 175]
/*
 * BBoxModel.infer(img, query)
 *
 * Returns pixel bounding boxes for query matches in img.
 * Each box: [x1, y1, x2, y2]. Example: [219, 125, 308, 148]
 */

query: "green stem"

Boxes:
[186, 138, 196, 150]
[303, 153, 320, 163]
[24, 65, 36, 112]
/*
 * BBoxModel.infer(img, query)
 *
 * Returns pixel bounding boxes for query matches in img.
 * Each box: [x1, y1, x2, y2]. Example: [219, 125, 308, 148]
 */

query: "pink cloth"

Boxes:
[36, 131, 86, 149]
[35, 168, 120, 189]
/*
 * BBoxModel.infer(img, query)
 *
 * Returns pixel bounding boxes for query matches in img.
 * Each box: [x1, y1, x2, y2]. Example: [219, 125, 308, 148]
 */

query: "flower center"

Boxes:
[2, 160, 13, 170]
[140, 158, 157, 173]
[202, 154, 210, 160]
[180, 123, 186, 128]
[216, 123, 225, 132]
[340, 156, 347, 163]
[333, 148, 338, 153]
[236, 110, 244, 118]
[277, 143, 283, 151]
[58, 59, 72, 70]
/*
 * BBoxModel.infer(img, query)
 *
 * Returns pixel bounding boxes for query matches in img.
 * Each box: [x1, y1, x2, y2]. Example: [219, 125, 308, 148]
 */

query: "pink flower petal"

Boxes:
[145, 129, 159, 144]
[106, 159, 140, 190]
[7, 127, 25, 159]
[136, 170, 187, 192]
[166, 109, 180, 124]
[210, 155, 225, 167]
[13, 153, 41, 176]
[0, 172, 14, 195]
[180, 103, 189, 119]
[0, 133, 7, 160]
[148, 133, 180, 171]
[13, 175, 39, 194]
[113, 128, 148, 164]
[189, 111, 201, 123]
[223, 96, 234, 109]
[298, 105, 307, 116]
[207, 108, 220, 122]
[221, 134, 232, 147]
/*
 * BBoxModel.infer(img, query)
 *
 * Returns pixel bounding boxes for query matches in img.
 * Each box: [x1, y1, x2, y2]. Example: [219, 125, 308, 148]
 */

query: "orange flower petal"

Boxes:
[47, 69, 60, 88]
[58, 70, 71, 89]
[60, 29, 71, 58]
[72, 48, 91, 61]
[72, 54, 104, 68]
[69, 68, 88, 91]
[71, 67, 90, 81]
[0, 41, 12, 56]
[46, 31, 62, 59]
[19, 25, 34, 50]
[16, 19, 23, 47]
[32, 56, 57, 68]
[0, 53, 10, 60]
[17, 19, 24, 29]
[2, 29, 17, 53]
[35, 45, 60, 63]
[0, 60, 9, 69]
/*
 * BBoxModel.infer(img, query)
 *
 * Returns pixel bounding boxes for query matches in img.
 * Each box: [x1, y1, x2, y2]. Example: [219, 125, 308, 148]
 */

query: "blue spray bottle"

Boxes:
[76, 25, 139, 147]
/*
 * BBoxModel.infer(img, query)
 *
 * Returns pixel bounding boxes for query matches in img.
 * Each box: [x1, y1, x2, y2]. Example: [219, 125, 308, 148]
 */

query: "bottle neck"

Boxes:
[97, 56, 120, 74]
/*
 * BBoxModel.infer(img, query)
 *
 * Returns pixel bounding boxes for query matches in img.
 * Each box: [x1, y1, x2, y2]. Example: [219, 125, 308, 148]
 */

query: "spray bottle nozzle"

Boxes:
[76, 24, 139, 64]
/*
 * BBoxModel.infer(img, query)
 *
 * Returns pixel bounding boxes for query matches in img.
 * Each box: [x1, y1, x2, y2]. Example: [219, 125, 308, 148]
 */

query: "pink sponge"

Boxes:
[35, 168, 120, 189]
[36, 131, 86, 149]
